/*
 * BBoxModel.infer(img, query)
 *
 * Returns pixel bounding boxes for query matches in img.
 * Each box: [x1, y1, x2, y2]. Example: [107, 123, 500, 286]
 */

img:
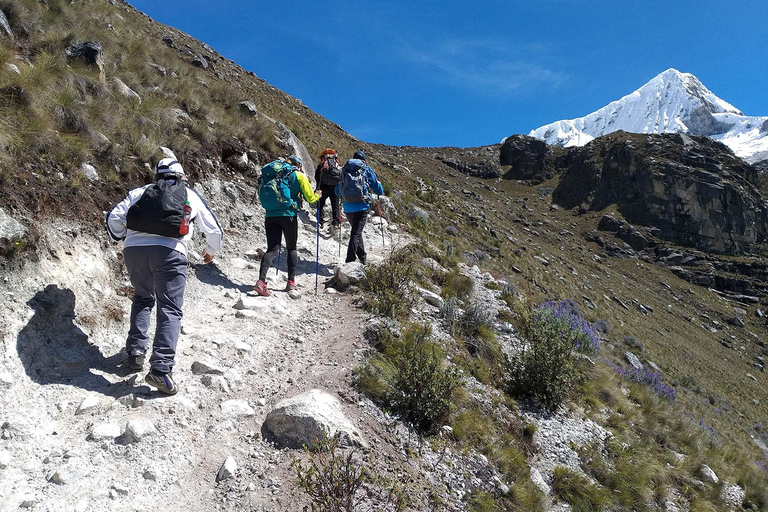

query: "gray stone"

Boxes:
[530, 467, 550, 495]
[416, 287, 443, 308]
[0, 9, 12, 39]
[262, 389, 367, 449]
[216, 456, 237, 482]
[0, 207, 27, 243]
[191, 360, 225, 375]
[335, 262, 366, 288]
[625, 352, 643, 370]
[65, 41, 105, 82]
[699, 464, 719, 484]
[113, 78, 141, 103]
[78, 163, 98, 182]
[238, 101, 258, 116]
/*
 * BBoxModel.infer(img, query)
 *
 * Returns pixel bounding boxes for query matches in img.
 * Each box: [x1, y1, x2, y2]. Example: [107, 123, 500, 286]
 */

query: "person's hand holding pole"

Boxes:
[202, 249, 214, 264]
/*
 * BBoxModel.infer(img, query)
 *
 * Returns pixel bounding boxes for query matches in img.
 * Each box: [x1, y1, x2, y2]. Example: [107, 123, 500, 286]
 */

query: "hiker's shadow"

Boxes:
[192, 262, 252, 293]
[16, 284, 136, 399]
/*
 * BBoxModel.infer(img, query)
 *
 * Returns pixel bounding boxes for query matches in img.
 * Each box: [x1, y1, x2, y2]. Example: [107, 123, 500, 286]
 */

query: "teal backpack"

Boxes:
[258, 160, 296, 213]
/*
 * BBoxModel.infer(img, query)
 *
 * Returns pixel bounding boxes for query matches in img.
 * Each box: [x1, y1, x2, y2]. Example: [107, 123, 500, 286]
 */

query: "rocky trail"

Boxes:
[0, 177, 413, 512]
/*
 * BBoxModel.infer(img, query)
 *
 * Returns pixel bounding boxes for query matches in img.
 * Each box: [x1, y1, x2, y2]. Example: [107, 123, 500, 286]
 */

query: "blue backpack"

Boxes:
[340, 159, 371, 203]
[259, 160, 296, 213]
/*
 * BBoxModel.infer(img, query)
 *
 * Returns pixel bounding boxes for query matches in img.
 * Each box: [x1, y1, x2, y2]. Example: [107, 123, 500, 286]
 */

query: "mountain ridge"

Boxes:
[528, 68, 768, 163]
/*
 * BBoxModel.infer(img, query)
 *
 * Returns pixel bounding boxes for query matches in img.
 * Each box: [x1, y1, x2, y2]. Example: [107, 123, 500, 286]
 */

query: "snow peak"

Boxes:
[126, 179, 188, 237]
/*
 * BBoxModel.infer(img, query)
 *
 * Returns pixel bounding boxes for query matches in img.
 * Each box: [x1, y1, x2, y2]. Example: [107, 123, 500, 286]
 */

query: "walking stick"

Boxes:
[275, 245, 281, 277]
[376, 198, 386, 247]
[315, 205, 320, 296]
[338, 209, 343, 258]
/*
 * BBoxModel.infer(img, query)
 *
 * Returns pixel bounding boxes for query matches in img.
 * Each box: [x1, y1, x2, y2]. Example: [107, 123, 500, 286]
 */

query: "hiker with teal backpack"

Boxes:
[335, 151, 384, 264]
[254, 155, 320, 296]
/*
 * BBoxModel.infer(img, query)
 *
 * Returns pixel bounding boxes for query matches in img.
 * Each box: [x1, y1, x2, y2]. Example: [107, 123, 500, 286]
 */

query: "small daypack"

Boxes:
[259, 160, 296, 213]
[319, 150, 342, 186]
[340, 159, 371, 203]
[126, 178, 188, 237]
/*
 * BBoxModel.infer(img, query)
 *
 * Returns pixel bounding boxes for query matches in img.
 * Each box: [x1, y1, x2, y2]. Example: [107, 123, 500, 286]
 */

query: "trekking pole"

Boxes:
[275, 245, 281, 277]
[376, 198, 386, 247]
[338, 209, 343, 258]
[315, 205, 320, 296]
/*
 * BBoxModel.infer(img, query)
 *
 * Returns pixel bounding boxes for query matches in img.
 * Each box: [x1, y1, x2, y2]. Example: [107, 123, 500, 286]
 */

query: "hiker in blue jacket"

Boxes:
[335, 151, 384, 264]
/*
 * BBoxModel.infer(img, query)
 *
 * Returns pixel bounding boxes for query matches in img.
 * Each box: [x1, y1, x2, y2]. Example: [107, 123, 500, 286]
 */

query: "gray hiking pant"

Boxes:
[124, 245, 187, 374]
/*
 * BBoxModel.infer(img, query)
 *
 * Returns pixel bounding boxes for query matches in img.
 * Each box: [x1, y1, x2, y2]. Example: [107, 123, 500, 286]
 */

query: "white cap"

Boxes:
[155, 158, 185, 179]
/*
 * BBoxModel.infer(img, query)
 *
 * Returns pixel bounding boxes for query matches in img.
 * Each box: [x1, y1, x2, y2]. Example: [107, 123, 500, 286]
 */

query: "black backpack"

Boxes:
[319, 154, 342, 186]
[126, 179, 188, 237]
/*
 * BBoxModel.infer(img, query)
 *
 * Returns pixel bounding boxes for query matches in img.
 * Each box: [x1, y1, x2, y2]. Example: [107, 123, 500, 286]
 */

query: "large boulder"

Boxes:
[65, 41, 106, 83]
[262, 389, 366, 449]
[553, 131, 768, 254]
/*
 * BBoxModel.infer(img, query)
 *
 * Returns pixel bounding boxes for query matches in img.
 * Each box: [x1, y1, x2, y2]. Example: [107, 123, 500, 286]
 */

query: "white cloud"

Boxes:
[395, 37, 568, 96]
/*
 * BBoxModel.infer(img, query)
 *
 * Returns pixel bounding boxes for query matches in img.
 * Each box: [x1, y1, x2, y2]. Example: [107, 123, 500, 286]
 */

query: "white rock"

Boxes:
[78, 163, 99, 182]
[216, 456, 237, 482]
[700, 464, 719, 484]
[88, 422, 122, 441]
[0, 449, 11, 468]
[75, 394, 101, 415]
[220, 399, 255, 419]
[263, 389, 367, 449]
[234, 341, 253, 353]
[5, 62, 20, 74]
[288, 290, 301, 300]
[235, 309, 259, 319]
[235, 295, 268, 310]
[113, 77, 141, 103]
[625, 351, 643, 370]
[530, 467, 551, 495]
[335, 262, 366, 287]
[124, 418, 156, 442]
[416, 287, 444, 308]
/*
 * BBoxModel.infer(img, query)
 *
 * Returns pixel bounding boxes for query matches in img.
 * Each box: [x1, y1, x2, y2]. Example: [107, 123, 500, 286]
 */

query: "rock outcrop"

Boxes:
[499, 134, 561, 183]
[552, 131, 768, 254]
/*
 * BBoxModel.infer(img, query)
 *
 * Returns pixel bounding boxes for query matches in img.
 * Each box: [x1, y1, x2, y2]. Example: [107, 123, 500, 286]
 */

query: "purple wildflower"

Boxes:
[536, 300, 601, 354]
[614, 365, 677, 402]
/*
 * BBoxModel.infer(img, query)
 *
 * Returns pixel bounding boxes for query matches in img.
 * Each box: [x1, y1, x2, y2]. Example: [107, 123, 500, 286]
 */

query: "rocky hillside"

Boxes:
[2, 1, 768, 511]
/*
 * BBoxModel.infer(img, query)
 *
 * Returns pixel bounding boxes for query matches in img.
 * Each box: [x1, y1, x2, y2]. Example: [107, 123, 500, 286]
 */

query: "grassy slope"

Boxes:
[1, 0, 767, 507]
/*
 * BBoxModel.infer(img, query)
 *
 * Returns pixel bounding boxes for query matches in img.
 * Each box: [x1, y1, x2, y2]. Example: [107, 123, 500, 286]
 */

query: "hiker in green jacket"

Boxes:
[254, 155, 320, 296]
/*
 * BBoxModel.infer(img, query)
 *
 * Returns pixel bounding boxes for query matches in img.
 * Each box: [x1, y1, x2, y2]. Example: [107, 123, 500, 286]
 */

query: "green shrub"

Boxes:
[292, 436, 407, 512]
[357, 324, 463, 435]
[363, 248, 417, 319]
[505, 300, 591, 410]
[441, 269, 473, 300]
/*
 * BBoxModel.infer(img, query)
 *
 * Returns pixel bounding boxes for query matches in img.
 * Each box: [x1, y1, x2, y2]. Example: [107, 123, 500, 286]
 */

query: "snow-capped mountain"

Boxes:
[528, 68, 768, 163]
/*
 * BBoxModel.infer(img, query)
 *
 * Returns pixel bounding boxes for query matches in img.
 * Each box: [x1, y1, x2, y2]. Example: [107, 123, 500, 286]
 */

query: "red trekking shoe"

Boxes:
[254, 279, 270, 297]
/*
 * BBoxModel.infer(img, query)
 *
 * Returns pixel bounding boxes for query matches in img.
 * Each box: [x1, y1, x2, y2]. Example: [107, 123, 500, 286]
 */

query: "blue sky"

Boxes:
[129, 0, 767, 148]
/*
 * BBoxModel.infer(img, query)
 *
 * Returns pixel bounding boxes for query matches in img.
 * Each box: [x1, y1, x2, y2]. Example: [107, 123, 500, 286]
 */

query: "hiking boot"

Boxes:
[145, 370, 178, 395]
[254, 279, 270, 297]
[125, 349, 145, 371]
[285, 279, 297, 291]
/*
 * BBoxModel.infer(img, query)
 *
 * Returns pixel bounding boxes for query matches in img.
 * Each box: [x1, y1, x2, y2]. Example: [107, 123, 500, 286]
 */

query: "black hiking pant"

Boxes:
[345, 210, 368, 264]
[317, 184, 340, 227]
[259, 215, 299, 281]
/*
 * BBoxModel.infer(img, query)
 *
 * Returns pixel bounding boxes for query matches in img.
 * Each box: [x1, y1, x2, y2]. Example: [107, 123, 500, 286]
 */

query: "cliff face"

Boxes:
[529, 131, 768, 255]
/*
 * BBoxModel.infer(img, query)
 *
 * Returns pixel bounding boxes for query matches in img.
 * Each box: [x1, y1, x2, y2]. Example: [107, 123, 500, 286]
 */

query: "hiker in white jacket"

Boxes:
[106, 157, 223, 395]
